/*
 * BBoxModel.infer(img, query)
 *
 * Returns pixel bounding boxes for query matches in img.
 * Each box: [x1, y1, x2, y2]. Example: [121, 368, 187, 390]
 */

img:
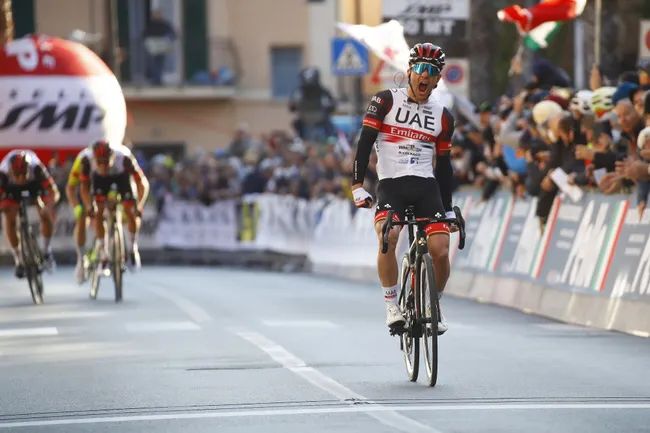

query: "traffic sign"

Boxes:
[443, 64, 464, 84]
[331, 38, 369, 76]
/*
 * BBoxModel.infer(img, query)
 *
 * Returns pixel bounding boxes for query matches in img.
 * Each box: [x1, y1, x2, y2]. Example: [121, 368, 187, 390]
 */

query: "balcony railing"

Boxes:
[110, 36, 240, 99]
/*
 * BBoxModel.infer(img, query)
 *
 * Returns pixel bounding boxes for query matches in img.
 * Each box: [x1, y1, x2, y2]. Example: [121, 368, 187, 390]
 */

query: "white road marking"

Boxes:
[0, 402, 649, 429]
[235, 330, 442, 433]
[536, 323, 602, 332]
[125, 321, 201, 333]
[0, 327, 58, 338]
[262, 320, 338, 328]
[0, 311, 110, 323]
[143, 286, 212, 323]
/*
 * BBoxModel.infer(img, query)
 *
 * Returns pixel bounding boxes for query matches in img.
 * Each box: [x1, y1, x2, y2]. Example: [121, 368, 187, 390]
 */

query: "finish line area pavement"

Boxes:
[0, 267, 648, 433]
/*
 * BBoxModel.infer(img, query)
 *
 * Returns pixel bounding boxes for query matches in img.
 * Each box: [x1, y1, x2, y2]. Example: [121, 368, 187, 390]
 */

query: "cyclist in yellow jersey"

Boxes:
[66, 146, 94, 284]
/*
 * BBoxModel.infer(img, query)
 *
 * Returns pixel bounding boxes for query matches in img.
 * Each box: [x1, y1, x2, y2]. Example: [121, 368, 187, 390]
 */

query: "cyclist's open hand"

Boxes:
[352, 185, 373, 208]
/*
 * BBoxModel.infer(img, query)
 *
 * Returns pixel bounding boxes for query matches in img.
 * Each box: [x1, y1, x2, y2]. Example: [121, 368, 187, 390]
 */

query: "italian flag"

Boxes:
[498, 0, 587, 50]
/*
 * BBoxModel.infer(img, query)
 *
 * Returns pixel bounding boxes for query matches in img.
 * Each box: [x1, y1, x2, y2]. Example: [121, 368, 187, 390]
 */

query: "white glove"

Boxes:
[445, 211, 455, 220]
[352, 187, 373, 208]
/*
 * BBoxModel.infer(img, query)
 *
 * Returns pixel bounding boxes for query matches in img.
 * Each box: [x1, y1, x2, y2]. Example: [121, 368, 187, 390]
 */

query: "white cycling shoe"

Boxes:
[438, 310, 448, 335]
[425, 304, 449, 335]
[128, 245, 141, 272]
[74, 260, 86, 285]
[386, 303, 406, 328]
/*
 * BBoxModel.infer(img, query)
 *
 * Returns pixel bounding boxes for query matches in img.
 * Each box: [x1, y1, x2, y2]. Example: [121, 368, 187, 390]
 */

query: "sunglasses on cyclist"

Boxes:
[411, 63, 441, 76]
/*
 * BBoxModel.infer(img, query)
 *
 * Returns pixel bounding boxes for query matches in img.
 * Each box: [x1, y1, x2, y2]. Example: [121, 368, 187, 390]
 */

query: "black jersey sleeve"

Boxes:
[123, 153, 144, 180]
[435, 107, 456, 212]
[34, 162, 55, 189]
[79, 157, 91, 183]
[352, 90, 393, 185]
[0, 173, 8, 195]
[436, 107, 455, 155]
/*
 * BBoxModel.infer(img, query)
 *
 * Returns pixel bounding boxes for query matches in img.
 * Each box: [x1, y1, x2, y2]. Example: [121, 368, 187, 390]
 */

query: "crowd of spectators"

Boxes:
[44, 53, 650, 235]
[47, 124, 362, 214]
[444, 56, 650, 231]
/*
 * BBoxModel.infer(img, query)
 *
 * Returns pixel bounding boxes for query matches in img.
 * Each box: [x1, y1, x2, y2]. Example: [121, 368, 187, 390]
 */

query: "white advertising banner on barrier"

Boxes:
[251, 194, 320, 256]
[308, 197, 410, 269]
[156, 196, 239, 251]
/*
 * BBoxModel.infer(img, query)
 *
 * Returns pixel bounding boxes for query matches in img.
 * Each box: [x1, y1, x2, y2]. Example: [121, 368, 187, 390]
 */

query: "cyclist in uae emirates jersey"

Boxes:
[351, 43, 456, 335]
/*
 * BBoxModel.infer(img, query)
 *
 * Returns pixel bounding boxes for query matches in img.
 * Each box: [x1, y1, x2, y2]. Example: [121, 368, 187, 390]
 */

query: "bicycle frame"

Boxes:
[381, 205, 466, 325]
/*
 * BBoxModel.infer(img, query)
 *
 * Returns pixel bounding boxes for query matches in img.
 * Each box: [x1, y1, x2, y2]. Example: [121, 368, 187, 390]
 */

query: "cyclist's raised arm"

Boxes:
[35, 163, 60, 204]
[124, 154, 149, 211]
[434, 107, 455, 214]
[352, 90, 393, 187]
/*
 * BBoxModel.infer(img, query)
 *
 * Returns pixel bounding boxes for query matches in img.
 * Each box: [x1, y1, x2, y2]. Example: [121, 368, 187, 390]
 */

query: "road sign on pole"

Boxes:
[331, 38, 369, 76]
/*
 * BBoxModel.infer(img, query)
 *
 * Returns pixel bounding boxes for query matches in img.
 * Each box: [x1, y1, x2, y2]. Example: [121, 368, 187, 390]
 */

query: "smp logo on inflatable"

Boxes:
[0, 34, 126, 160]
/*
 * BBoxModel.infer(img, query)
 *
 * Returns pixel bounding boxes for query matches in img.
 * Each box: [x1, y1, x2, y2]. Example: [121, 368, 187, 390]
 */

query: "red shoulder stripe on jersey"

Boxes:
[363, 117, 382, 130]
[131, 167, 143, 181]
[436, 141, 452, 155]
[41, 177, 54, 189]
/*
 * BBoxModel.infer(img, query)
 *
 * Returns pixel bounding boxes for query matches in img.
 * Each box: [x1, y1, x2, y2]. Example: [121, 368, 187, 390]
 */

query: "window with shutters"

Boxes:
[270, 47, 303, 99]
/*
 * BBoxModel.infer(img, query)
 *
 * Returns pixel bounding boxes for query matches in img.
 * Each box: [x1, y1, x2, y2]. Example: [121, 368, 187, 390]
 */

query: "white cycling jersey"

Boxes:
[362, 88, 454, 181]
[0, 149, 43, 176]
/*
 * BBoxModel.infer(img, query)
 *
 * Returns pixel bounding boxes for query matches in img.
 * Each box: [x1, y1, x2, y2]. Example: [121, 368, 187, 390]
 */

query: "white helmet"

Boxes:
[591, 86, 616, 115]
[570, 90, 593, 115]
[532, 100, 563, 126]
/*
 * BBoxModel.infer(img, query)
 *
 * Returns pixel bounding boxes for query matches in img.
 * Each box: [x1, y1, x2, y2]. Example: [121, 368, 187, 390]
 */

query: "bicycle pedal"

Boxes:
[389, 326, 407, 337]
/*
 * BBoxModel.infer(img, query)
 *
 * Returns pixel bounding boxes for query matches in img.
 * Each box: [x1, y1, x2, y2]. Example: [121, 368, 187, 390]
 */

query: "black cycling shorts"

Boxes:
[374, 176, 450, 236]
[91, 172, 135, 205]
[0, 179, 45, 209]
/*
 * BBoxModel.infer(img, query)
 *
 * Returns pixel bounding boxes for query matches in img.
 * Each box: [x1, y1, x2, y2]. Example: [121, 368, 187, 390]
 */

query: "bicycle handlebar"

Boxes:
[380, 205, 467, 254]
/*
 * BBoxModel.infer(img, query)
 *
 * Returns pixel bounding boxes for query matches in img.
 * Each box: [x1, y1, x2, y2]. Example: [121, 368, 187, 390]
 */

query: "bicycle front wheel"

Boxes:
[420, 253, 439, 387]
[22, 231, 44, 305]
[111, 220, 124, 303]
[88, 241, 101, 300]
[398, 253, 419, 382]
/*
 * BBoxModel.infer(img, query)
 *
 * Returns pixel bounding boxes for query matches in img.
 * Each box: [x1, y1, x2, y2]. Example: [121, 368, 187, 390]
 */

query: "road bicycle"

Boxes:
[88, 186, 126, 303]
[15, 190, 46, 305]
[380, 205, 466, 387]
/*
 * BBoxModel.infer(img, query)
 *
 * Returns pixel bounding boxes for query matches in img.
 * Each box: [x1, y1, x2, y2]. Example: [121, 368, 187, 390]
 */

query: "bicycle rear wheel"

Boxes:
[22, 230, 44, 305]
[111, 218, 124, 303]
[398, 253, 419, 382]
[420, 253, 439, 387]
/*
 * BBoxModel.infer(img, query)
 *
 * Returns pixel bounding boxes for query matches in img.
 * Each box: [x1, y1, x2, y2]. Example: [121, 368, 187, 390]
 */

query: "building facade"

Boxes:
[14, 0, 348, 154]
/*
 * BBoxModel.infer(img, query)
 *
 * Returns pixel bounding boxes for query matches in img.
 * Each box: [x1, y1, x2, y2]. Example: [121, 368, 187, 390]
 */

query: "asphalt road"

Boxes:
[0, 266, 648, 433]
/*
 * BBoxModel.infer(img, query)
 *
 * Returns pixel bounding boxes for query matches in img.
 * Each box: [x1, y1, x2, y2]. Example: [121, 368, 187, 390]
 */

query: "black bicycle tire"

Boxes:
[421, 253, 439, 387]
[89, 240, 101, 300]
[28, 232, 45, 298]
[21, 228, 43, 305]
[398, 253, 419, 382]
[112, 216, 123, 303]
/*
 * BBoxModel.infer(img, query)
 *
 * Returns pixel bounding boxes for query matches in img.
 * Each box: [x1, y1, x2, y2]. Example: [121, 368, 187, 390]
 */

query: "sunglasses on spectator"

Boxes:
[411, 63, 441, 76]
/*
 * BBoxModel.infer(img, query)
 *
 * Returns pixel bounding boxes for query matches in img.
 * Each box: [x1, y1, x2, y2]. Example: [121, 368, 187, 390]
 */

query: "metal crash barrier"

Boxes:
[1, 190, 648, 336]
